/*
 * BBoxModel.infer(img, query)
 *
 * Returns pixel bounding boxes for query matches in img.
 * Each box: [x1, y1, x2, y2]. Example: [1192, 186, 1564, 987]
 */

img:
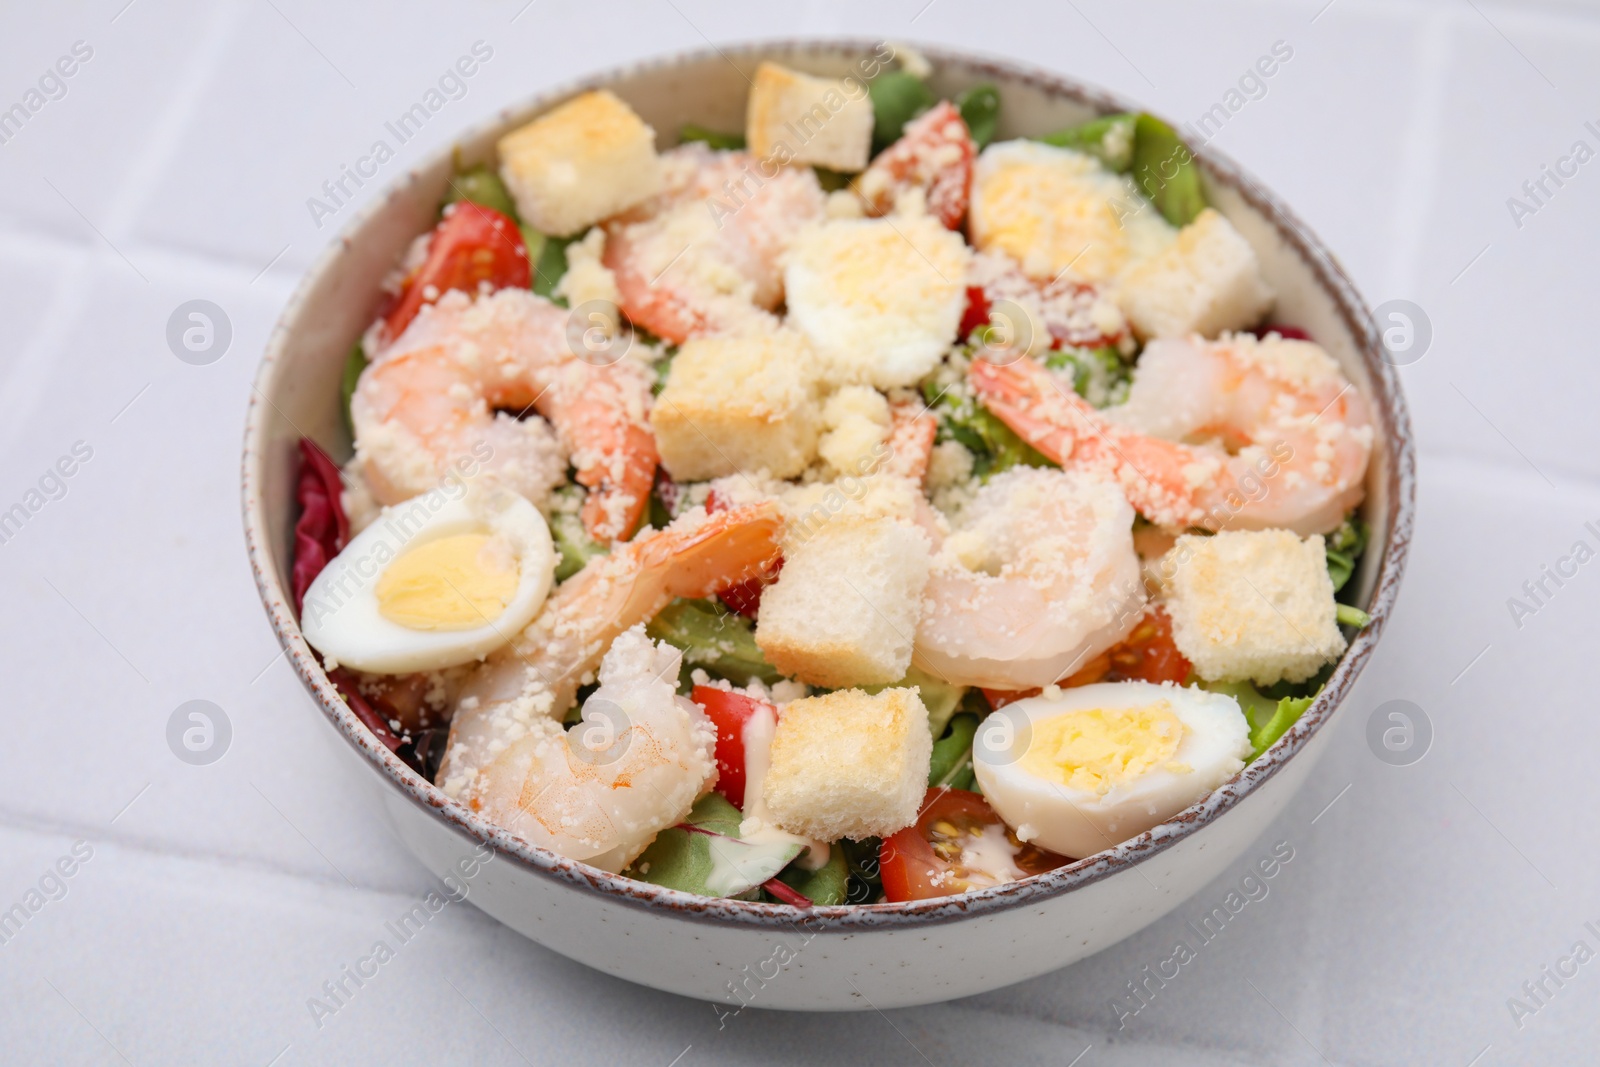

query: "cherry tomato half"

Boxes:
[381, 202, 531, 345]
[880, 788, 1070, 902]
[690, 685, 776, 810]
[983, 608, 1191, 709]
[1062, 606, 1191, 688]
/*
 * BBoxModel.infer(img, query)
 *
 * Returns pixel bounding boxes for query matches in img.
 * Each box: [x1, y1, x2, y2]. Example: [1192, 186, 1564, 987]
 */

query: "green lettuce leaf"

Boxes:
[1130, 113, 1206, 227]
[626, 794, 803, 898]
[646, 598, 780, 686]
[870, 71, 935, 149]
[548, 486, 608, 582]
[928, 713, 980, 789]
[340, 342, 367, 438]
[1203, 680, 1320, 760]
[1037, 112, 1137, 172]
[1324, 515, 1369, 593]
[776, 845, 850, 906]
[532, 233, 577, 300]
[1249, 695, 1316, 758]
[954, 83, 1001, 149]
[1045, 344, 1132, 408]
[679, 123, 745, 151]
[442, 163, 519, 219]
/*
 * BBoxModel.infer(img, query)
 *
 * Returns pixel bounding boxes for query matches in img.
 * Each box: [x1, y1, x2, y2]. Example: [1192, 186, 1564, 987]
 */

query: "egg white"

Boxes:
[301, 487, 555, 673]
[972, 681, 1250, 858]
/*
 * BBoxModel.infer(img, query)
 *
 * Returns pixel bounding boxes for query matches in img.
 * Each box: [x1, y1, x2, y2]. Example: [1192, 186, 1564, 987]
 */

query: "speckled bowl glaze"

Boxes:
[243, 40, 1414, 1010]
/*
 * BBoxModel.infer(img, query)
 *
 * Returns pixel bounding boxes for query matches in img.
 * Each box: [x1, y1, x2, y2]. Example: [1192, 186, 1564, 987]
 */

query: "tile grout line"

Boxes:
[0, 802, 439, 905]
[0, 0, 248, 458]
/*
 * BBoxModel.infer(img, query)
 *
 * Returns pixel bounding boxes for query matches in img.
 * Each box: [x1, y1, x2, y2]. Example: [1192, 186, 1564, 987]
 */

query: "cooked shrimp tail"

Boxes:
[969, 334, 1372, 535]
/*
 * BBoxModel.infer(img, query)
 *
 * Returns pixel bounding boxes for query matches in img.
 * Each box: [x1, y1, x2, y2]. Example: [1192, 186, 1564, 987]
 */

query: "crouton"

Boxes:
[968, 140, 1175, 284]
[497, 90, 662, 237]
[762, 686, 932, 841]
[1162, 529, 1346, 686]
[650, 329, 820, 480]
[785, 216, 969, 389]
[1117, 208, 1274, 339]
[746, 61, 874, 172]
[755, 516, 931, 688]
[816, 385, 892, 476]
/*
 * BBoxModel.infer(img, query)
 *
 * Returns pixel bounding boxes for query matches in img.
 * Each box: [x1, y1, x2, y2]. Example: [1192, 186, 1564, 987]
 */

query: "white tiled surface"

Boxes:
[2, 1, 1597, 1063]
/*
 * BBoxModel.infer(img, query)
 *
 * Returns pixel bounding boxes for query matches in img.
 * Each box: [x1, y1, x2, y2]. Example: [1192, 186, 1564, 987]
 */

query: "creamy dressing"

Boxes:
[957, 823, 1027, 886]
[737, 702, 831, 871]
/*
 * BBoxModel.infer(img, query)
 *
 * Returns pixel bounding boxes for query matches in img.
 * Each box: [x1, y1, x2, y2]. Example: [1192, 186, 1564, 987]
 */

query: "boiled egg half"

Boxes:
[301, 488, 555, 673]
[973, 681, 1249, 858]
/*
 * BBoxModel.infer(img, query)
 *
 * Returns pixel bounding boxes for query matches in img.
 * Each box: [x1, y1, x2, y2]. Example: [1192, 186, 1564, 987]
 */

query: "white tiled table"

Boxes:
[2, 2, 1596, 1063]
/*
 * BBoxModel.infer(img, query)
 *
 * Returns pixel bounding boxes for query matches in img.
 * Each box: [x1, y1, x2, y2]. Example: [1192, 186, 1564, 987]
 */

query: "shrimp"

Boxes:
[468, 625, 717, 872]
[881, 397, 938, 483]
[352, 287, 658, 542]
[437, 500, 782, 796]
[854, 100, 975, 229]
[603, 142, 825, 343]
[968, 333, 1373, 536]
[914, 467, 1145, 690]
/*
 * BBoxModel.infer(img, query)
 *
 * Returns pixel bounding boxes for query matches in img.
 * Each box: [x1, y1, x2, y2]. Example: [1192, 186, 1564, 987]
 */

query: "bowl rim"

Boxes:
[242, 37, 1415, 932]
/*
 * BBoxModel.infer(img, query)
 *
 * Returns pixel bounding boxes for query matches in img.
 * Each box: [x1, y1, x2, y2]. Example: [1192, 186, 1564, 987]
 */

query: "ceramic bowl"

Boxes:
[243, 39, 1415, 1010]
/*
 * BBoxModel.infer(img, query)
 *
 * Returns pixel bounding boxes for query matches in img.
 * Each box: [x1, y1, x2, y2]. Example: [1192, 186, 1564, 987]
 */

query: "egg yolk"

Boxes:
[375, 533, 518, 631]
[1019, 703, 1186, 795]
[976, 158, 1139, 282]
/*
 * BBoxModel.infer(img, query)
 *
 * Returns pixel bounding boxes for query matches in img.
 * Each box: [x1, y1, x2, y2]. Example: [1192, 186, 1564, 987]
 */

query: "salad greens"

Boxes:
[1038, 112, 1137, 172]
[1324, 515, 1369, 593]
[954, 83, 1001, 149]
[1038, 112, 1206, 227]
[626, 793, 802, 898]
[441, 162, 519, 219]
[812, 167, 853, 192]
[839, 837, 885, 904]
[869, 70, 935, 149]
[1130, 113, 1206, 227]
[651, 349, 676, 396]
[928, 713, 980, 791]
[1205, 680, 1319, 759]
[679, 123, 746, 151]
[646, 598, 780, 687]
[549, 486, 608, 581]
[532, 233, 576, 301]
[340, 342, 367, 437]
[921, 372, 1052, 481]
[1336, 605, 1372, 628]
[774, 846, 851, 906]
[1044, 344, 1132, 408]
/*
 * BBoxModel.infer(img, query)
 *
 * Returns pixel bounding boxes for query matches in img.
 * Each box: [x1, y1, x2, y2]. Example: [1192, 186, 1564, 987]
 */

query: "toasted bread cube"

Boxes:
[816, 385, 892, 476]
[763, 687, 933, 840]
[650, 329, 819, 480]
[746, 61, 874, 172]
[755, 516, 931, 688]
[1162, 529, 1346, 686]
[785, 216, 969, 389]
[1117, 208, 1274, 339]
[497, 90, 662, 237]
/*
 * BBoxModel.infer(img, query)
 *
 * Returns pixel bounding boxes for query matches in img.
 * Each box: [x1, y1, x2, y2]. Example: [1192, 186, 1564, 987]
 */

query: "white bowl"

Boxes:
[243, 40, 1415, 1011]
